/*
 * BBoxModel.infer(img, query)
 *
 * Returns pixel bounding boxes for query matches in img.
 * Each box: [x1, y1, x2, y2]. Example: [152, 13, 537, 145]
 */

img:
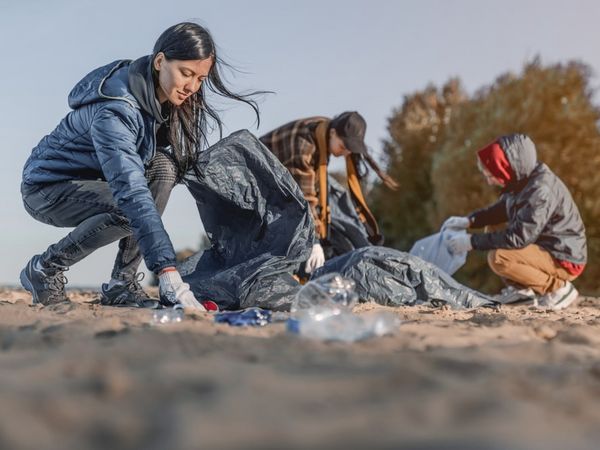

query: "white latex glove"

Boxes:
[159, 270, 206, 311]
[441, 216, 471, 231]
[305, 243, 325, 274]
[446, 233, 473, 255]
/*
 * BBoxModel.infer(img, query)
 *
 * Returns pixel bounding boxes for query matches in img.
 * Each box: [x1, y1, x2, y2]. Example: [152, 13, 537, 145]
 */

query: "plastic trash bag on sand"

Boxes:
[312, 247, 495, 309]
[177, 131, 494, 312]
[325, 177, 371, 258]
[409, 230, 468, 275]
[178, 130, 314, 311]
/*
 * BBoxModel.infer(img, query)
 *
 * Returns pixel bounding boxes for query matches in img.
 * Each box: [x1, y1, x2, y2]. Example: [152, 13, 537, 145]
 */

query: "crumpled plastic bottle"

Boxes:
[287, 273, 400, 342]
[152, 305, 184, 324]
[291, 272, 359, 313]
[214, 307, 272, 327]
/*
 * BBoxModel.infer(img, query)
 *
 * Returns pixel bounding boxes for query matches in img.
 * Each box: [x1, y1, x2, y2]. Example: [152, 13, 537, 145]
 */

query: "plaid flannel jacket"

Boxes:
[260, 116, 329, 223]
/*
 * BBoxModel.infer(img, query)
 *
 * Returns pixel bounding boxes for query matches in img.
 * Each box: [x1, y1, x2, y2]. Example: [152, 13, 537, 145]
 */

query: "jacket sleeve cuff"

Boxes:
[152, 260, 179, 275]
[469, 212, 485, 229]
[470, 233, 488, 251]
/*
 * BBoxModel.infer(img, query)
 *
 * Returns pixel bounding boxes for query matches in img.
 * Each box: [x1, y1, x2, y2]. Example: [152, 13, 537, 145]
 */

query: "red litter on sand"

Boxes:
[201, 300, 219, 312]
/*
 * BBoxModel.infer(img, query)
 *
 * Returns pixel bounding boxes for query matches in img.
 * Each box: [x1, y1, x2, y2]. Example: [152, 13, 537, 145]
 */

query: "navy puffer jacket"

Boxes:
[22, 57, 177, 273]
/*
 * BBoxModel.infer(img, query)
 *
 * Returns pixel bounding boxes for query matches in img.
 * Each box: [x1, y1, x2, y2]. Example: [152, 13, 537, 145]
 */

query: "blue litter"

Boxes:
[214, 307, 272, 327]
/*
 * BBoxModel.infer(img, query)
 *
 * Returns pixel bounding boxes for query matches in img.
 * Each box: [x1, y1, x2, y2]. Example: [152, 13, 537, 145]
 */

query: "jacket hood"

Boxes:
[67, 57, 166, 124]
[496, 134, 538, 180]
[128, 55, 166, 124]
[476, 133, 538, 186]
[68, 60, 135, 109]
[477, 141, 514, 185]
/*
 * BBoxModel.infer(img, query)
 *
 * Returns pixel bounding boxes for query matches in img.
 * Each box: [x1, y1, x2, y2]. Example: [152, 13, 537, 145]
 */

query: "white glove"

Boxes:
[159, 270, 206, 311]
[446, 233, 473, 254]
[305, 243, 325, 274]
[442, 216, 471, 231]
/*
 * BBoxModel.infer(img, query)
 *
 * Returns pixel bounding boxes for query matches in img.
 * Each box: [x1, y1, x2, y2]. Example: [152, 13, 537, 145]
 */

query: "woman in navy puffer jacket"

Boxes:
[20, 22, 260, 308]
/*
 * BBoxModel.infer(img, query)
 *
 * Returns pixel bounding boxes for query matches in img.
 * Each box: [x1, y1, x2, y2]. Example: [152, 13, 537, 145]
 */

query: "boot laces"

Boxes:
[45, 271, 68, 302]
[126, 272, 150, 299]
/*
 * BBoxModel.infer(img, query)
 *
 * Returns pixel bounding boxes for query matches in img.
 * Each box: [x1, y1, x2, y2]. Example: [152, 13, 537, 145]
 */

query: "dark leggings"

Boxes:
[21, 150, 179, 280]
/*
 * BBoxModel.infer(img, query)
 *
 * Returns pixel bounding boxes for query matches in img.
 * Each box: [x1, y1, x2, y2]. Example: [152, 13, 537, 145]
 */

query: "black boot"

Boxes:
[100, 273, 160, 308]
[20, 255, 69, 305]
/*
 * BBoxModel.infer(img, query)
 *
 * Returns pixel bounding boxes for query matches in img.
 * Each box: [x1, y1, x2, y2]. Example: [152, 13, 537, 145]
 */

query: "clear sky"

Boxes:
[2, 0, 600, 287]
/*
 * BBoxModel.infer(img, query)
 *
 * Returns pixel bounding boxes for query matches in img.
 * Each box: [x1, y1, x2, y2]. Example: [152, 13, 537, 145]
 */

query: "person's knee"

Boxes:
[487, 248, 512, 274]
[104, 211, 131, 231]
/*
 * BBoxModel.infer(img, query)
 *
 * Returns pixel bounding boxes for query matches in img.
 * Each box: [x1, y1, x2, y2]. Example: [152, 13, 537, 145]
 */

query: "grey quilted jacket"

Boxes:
[470, 134, 587, 265]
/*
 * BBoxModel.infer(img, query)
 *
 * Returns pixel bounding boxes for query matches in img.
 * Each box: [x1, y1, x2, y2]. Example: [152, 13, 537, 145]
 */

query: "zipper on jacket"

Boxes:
[149, 120, 157, 166]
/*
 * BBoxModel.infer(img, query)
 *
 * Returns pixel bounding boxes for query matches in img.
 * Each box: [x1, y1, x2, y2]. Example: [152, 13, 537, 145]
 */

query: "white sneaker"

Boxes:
[538, 281, 578, 310]
[494, 286, 537, 305]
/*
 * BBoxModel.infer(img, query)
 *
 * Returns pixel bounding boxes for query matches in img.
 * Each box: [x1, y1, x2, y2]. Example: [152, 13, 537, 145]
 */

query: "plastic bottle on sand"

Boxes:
[288, 273, 400, 342]
[152, 305, 184, 324]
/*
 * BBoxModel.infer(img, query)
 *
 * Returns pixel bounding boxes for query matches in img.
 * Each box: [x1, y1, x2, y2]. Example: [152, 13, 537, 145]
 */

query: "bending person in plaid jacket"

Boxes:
[260, 111, 398, 274]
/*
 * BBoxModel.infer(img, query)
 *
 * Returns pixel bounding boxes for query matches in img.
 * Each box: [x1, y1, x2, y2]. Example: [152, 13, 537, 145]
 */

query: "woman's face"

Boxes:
[153, 53, 213, 105]
[328, 129, 351, 157]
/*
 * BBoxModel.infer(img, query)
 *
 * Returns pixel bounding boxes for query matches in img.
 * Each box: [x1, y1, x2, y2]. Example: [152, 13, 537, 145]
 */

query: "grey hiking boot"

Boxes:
[20, 254, 69, 305]
[100, 273, 160, 309]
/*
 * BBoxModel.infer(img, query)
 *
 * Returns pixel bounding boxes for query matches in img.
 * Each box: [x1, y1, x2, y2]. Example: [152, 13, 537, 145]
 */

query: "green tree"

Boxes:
[370, 79, 466, 250]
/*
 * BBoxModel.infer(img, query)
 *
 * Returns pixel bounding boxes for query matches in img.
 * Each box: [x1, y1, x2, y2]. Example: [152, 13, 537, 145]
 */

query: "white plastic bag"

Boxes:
[409, 230, 467, 275]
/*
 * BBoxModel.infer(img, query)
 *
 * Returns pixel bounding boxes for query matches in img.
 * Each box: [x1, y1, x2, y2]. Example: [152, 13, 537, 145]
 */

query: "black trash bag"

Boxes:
[178, 130, 494, 311]
[312, 246, 496, 309]
[324, 176, 371, 258]
[178, 130, 314, 311]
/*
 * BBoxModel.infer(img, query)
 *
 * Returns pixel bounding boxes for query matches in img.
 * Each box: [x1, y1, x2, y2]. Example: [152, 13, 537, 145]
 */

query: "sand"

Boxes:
[1, 286, 599, 450]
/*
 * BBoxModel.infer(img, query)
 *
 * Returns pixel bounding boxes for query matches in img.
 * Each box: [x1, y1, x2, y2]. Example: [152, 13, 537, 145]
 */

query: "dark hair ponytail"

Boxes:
[351, 152, 399, 190]
[152, 22, 264, 176]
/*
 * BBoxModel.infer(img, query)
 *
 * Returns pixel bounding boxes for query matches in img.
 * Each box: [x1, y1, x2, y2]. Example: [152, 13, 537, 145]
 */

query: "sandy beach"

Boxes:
[1, 287, 599, 449]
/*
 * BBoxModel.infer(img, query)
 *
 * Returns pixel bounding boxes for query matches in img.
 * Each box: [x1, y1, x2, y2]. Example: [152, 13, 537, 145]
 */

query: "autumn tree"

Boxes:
[372, 59, 600, 294]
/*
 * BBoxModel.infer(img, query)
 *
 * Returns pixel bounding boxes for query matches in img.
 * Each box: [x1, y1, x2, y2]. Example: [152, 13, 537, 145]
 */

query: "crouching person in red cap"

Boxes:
[442, 134, 587, 309]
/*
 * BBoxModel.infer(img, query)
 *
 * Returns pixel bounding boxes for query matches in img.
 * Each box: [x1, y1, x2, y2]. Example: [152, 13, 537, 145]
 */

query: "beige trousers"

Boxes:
[487, 244, 576, 295]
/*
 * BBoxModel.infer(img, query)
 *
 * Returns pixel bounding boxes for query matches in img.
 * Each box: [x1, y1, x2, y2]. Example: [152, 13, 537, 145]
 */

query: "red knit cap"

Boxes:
[477, 141, 514, 185]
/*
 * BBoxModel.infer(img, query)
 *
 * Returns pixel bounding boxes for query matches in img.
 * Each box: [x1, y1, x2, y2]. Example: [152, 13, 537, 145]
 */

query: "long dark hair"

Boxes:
[351, 152, 399, 190]
[152, 22, 263, 175]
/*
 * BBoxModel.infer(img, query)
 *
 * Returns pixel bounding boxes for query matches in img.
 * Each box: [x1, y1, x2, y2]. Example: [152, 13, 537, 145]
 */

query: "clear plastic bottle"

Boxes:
[152, 305, 184, 324]
[291, 272, 358, 314]
[288, 309, 399, 342]
[288, 273, 400, 342]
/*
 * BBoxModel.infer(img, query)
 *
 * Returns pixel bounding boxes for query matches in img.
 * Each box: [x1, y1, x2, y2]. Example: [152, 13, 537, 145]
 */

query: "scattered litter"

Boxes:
[152, 305, 184, 324]
[291, 272, 358, 313]
[271, 311, 291, 322]
[288, 273, 400, 342]
[287, 311, 399, 342]
[200, 300, 219, 311]
[214, 307, 272, 327]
